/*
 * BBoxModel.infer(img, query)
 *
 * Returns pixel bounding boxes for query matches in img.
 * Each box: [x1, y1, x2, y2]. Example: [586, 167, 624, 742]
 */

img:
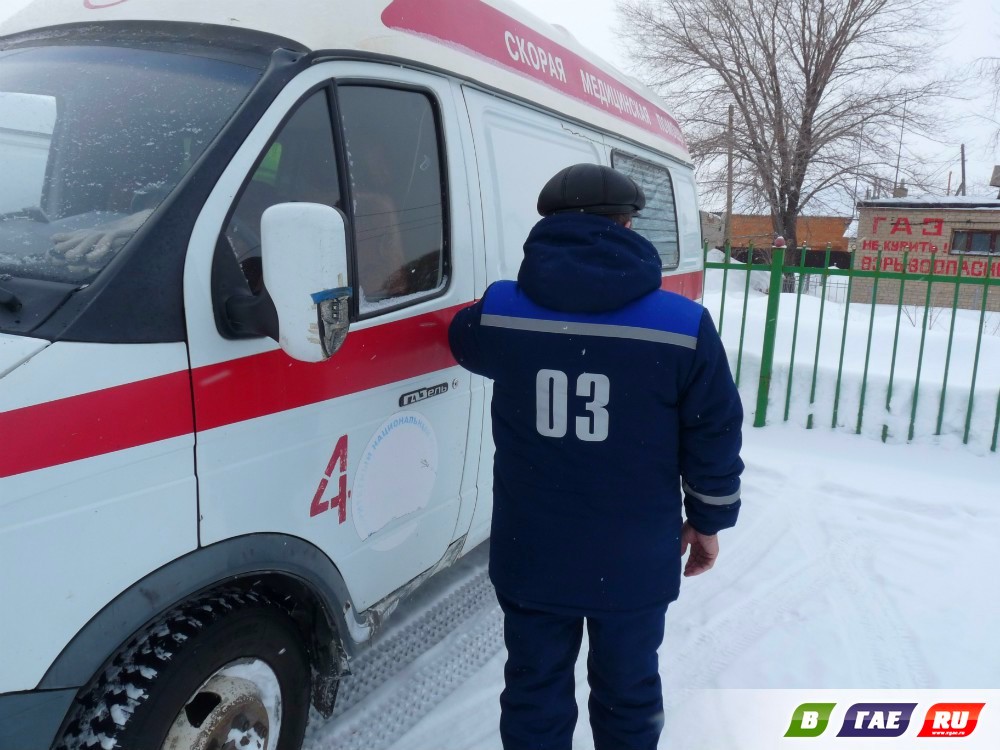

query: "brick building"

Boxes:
[851, 197, 1000, 311]
[726, 214, 853, 267]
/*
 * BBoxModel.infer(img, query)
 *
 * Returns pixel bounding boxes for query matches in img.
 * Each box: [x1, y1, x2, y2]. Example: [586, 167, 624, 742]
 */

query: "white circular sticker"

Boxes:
[352, 411, 439, 540]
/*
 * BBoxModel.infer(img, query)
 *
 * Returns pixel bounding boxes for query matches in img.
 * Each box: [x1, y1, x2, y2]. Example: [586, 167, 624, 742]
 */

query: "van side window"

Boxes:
[223, 90, 341, 292]
[337, 85, 447, 314]
[611, 152, 680, 270]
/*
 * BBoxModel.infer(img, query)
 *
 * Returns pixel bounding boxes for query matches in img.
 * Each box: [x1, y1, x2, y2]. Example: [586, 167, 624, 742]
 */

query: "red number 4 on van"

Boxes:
[310, 435, 349, 522]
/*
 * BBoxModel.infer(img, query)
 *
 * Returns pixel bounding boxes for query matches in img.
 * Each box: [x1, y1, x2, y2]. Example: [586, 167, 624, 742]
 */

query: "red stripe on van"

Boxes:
[661, 271, 703, 300]
[381, 0, 686, 150]
[1, 274, 703, 478]
[0, 306, 462, 478]
[191, 304, 464, 431]
[0, 371, 193, 479]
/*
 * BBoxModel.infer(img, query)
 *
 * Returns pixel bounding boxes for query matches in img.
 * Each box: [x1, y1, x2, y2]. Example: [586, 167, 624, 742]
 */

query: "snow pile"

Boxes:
[703, 265, 1000, 454]
[704, 249, 770, 296]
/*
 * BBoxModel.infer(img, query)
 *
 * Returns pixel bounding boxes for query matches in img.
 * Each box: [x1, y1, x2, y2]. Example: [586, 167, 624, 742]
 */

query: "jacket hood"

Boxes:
[517, 213, 662, 312]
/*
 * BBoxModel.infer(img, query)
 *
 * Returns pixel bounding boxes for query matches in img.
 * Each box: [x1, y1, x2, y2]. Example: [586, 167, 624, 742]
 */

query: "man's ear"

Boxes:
[625, 219, 633, 230]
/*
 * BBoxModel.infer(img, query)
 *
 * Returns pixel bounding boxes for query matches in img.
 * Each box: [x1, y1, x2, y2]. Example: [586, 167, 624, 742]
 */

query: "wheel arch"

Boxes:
[39, 533, 360, 703]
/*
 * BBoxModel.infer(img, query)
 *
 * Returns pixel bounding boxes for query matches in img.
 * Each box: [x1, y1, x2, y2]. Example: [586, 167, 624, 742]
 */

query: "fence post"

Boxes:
[754, 246, 785, 427]
[718, 240, 731, 336]
[735, 241, 755, 387]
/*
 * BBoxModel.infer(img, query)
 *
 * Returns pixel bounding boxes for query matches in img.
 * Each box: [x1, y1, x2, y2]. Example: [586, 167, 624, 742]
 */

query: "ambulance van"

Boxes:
[0, 1, 703, 747]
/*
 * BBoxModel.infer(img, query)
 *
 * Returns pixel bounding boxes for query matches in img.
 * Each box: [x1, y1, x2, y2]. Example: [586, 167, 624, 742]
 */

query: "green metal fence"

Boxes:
[704, 242, 1000, 452]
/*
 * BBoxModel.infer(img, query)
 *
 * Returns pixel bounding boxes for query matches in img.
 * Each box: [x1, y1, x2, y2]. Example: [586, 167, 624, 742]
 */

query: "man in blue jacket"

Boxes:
[448, 163, 743, 750]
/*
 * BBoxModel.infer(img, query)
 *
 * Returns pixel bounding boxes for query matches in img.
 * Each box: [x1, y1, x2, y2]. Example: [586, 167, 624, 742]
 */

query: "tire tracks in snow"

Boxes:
[664, 557, 831, 699]
[826, 535, 936, 687]
[725, 459, 937, 688]
[783, 473, 937, 687]
[662, 471, 830, 694]
[662, 457, 934, 692]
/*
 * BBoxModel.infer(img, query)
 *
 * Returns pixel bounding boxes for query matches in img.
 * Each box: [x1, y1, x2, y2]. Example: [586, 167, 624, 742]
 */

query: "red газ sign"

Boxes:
[860, 254, 1000, 278]
[381, 0, 686, 150]
[859, 214, 999, 278]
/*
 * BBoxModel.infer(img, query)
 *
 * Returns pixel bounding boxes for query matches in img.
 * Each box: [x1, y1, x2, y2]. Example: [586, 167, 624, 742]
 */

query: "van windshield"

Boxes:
[0, 44, 260, 284]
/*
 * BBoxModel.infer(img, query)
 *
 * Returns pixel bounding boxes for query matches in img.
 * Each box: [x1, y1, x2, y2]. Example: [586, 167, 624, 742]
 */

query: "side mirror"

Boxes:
[261, 202, 351, 362]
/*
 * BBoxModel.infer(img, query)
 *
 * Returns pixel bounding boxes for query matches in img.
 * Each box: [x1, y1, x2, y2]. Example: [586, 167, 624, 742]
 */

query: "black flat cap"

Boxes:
[537, 163, 646, 217]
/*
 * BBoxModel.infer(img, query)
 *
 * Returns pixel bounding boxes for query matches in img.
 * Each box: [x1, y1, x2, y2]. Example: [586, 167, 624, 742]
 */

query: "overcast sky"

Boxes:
[511, 0, 1000, 207]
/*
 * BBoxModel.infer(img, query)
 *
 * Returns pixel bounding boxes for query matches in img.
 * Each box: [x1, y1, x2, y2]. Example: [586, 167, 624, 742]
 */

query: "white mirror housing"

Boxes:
[260, 202, 351, 362]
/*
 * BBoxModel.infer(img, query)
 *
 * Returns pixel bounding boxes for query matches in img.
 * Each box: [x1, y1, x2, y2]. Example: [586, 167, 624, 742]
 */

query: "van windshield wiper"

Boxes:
[0, 284, 22, 312]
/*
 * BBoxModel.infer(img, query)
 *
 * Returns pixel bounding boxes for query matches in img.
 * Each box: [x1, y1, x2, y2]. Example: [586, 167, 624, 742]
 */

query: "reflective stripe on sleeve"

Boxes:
[480, 314, 698, 349]
[683, 481, 741, 506]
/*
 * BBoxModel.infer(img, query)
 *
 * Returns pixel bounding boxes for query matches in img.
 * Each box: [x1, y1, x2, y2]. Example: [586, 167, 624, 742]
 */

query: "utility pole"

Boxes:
[852, 125, 864, 217]
[960, 144, 967, 196]
[947, 171, 952, 196]
[725, 103, 734, 247]
[892, 97, 907, 191]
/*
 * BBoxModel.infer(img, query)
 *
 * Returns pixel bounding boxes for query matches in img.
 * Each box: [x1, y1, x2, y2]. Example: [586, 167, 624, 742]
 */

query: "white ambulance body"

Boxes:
[0, 1, 702, 747]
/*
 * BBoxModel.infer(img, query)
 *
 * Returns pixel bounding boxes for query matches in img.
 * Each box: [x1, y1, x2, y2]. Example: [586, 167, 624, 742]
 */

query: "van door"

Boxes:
[667, 166, 705, 289]
[183, 63, 476, 612]
[461, 85, 608, 545]
[463, 86, 608, 284]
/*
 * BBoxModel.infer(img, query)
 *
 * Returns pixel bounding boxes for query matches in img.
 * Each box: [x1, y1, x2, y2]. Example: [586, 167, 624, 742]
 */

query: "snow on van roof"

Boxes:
[0, 0, 691, 164]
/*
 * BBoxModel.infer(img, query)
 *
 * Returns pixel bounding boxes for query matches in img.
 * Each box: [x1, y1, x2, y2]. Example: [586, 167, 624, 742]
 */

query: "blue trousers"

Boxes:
[497, 593, 667, 750]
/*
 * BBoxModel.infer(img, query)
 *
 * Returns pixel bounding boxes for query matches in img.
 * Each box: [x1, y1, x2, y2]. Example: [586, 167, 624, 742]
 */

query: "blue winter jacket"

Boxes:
[449, 213, 743, 612]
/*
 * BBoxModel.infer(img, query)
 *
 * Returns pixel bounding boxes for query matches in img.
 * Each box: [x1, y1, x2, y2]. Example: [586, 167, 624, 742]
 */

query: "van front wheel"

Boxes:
[57, 589, 311, 750]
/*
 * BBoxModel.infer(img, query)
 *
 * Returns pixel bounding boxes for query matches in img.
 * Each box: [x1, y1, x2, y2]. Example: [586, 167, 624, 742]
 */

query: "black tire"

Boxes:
[56, 589, 312, 750]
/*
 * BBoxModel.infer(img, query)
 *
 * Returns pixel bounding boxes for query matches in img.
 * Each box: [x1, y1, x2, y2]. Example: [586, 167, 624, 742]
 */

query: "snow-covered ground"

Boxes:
[306, 425, 1000, 750]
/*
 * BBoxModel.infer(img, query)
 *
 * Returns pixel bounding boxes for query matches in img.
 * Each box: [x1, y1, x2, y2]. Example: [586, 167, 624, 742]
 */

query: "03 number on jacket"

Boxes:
[536, 369, 610, 441]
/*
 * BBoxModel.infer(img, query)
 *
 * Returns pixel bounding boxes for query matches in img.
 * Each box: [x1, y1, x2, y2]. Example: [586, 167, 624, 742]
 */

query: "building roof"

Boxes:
[857, 195, 1000, 210]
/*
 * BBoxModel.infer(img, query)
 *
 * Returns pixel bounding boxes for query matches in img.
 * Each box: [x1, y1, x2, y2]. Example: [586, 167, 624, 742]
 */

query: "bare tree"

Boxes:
[618, 0, 954, 249]
[977, 55, 1000, 148]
